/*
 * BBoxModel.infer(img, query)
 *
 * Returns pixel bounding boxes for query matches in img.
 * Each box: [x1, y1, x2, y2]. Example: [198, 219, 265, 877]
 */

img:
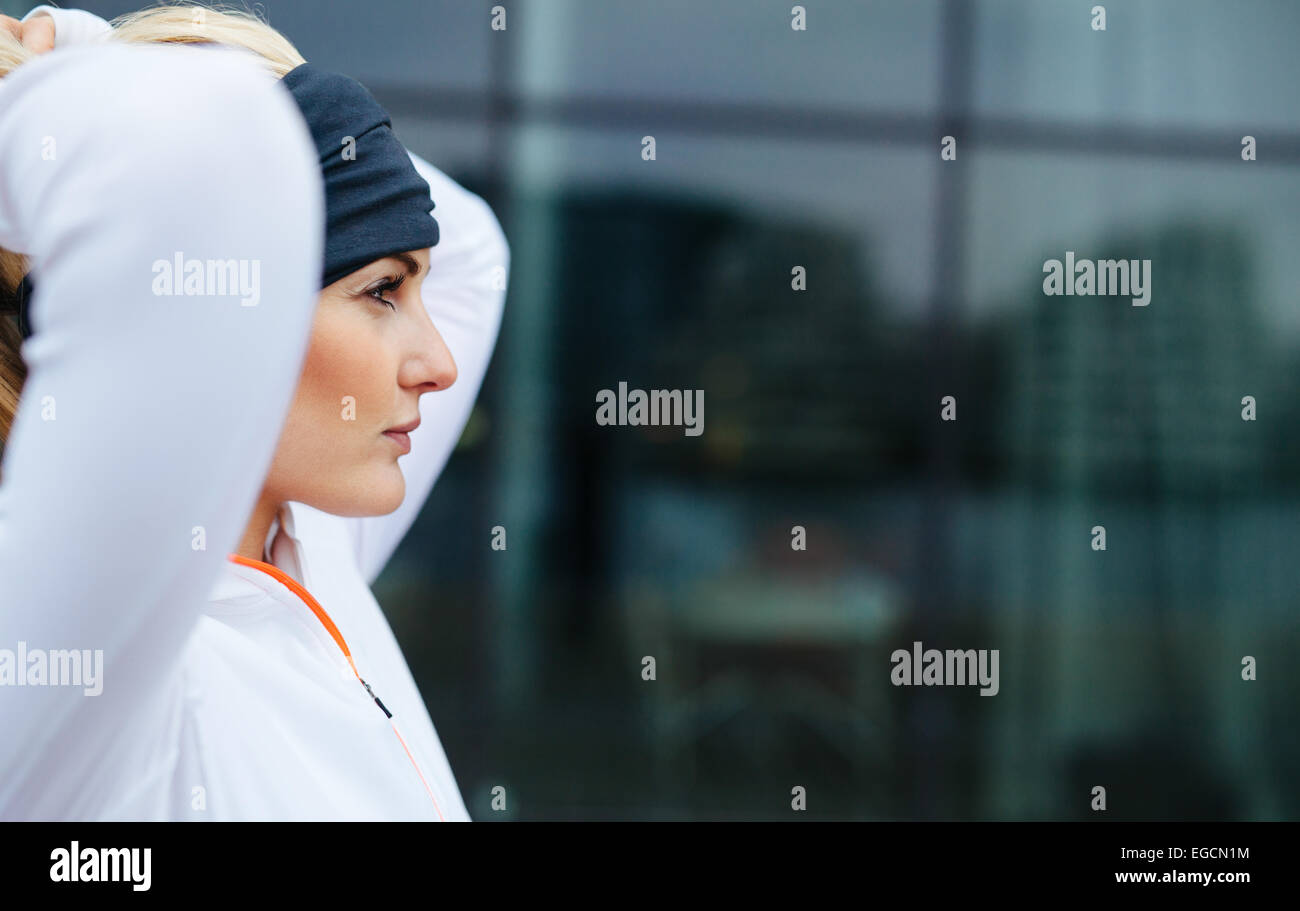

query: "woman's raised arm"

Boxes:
[0, 42, 322, 816]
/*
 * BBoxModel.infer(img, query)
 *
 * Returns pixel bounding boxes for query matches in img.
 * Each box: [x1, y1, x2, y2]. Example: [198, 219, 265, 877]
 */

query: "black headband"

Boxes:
[5, 63, 440, 342]
[282, 62, 440, 288]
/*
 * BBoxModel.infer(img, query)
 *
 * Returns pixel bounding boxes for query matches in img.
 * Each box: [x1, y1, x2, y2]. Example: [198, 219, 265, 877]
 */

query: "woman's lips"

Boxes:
[383, 430, 411, 454]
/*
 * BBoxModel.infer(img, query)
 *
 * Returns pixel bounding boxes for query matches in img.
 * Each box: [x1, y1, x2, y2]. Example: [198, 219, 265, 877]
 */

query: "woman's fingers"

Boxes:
[0, 13, 56, 54]
[24, 14, 56, 53]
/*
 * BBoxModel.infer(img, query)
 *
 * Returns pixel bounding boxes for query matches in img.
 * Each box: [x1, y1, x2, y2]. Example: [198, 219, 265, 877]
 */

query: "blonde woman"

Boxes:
[0, 4, 508, 821]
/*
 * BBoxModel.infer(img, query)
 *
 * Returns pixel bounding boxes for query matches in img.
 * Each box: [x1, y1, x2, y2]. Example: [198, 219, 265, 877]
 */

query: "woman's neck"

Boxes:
[235, 494, 283, 563]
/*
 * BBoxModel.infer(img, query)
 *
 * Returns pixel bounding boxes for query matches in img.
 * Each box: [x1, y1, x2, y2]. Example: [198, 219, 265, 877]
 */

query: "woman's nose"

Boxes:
[411, 320, 458, 392]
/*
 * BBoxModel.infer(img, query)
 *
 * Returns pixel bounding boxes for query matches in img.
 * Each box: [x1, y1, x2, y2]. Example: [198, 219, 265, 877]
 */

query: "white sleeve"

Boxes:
[344, 154, 509, 586]
[20, 5, 112, 47]
[0, 43, 323, 805]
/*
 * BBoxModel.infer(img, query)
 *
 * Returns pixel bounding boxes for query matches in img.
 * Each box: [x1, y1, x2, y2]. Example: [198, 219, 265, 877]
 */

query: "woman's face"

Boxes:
[262, 247, 457, 516]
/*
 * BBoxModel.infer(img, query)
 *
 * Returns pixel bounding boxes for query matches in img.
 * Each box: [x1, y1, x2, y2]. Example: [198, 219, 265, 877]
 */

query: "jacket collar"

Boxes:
[209, 503, 307, 604]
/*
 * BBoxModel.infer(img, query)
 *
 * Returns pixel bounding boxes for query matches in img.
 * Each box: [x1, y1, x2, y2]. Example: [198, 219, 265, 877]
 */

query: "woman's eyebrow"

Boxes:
[390, 252, 426, 278]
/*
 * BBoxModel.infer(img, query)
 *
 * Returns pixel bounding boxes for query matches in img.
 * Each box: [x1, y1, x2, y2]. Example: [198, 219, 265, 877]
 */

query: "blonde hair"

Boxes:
[0, 2, 307, 447]
[110, 3, 305, 77]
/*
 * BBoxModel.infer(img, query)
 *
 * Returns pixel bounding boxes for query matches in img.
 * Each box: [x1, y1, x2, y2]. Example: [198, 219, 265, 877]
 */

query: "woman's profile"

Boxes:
[0, 3, 508, 821]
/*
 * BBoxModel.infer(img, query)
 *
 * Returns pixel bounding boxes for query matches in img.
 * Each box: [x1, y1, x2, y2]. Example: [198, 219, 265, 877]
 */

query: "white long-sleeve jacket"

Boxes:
[0, 10, 508, 821]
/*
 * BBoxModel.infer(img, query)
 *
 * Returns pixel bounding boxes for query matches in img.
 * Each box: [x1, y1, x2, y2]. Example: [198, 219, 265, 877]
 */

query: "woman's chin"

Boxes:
[364, 467, 407, 515]
[307, 466, 406, 518]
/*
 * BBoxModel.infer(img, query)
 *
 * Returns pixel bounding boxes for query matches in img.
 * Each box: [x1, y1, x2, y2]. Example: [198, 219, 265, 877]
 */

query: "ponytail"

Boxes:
[0, 30, 36, 447]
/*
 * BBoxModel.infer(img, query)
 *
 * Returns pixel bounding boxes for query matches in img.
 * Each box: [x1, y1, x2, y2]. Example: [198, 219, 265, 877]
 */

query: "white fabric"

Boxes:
[0, 11, 508, 821]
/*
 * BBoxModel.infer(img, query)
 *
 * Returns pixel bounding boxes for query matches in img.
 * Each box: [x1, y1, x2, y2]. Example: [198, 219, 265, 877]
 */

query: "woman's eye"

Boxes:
[365, 276, 404, 310]
[367, 287, 397, 309]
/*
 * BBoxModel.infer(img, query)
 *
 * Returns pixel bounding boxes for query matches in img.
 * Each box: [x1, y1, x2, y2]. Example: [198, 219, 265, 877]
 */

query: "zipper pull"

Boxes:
[359, 678, 393, 718]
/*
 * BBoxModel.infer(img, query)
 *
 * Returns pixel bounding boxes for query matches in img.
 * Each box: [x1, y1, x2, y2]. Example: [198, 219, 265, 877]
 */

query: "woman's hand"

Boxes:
[0, 12, 56, 54]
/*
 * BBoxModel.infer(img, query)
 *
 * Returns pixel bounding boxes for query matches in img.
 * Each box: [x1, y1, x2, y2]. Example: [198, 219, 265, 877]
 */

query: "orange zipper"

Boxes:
[228, 553, 446, 820]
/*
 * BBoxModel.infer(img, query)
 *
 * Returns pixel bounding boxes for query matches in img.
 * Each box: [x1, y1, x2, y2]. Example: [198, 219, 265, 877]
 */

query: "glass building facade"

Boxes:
[22, 0, 1299, 819]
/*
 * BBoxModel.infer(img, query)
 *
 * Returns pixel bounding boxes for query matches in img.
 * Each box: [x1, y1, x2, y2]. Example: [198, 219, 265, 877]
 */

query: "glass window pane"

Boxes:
[508, 124, 938, 309]
[964, 152, 1300, 336]
[974, 0, 1300, 129]
[513, 0, 943, 115]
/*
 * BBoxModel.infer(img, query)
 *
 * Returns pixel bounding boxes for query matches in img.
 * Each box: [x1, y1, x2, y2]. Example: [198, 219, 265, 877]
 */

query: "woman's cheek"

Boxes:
[303, 319, 373, 428]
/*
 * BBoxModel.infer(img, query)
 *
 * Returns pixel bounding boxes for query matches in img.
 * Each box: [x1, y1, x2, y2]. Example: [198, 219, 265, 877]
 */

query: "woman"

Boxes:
[0, 4, 507, 821]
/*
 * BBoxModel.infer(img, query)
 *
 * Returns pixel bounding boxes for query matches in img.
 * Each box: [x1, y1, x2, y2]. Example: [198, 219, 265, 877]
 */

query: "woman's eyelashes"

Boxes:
[364, 274, 406, 309]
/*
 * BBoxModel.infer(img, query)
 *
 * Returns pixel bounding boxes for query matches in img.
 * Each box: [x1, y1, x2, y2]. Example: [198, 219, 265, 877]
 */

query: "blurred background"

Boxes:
[16, 0, 1299, 819]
